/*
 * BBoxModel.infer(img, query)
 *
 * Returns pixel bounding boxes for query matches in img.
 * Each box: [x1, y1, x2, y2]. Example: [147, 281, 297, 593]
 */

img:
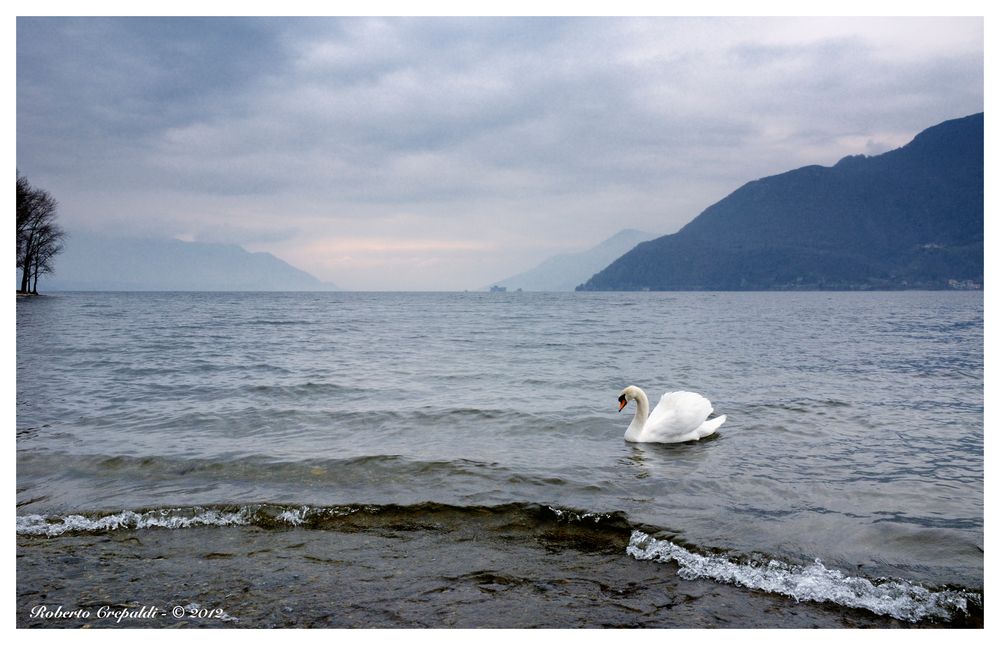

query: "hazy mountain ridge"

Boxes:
[578, 113, 984, 291]
[39, 232, 337, 292]
[486, 229, 656, 291]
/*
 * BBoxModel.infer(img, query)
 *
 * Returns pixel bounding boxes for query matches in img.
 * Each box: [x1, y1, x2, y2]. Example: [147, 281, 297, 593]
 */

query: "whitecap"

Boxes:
[16, 507, 254, 537]
[627, 530, 979, 623]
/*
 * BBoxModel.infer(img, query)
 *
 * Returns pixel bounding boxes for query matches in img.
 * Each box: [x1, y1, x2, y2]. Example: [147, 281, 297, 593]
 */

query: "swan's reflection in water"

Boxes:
[621, 431, 723, 480]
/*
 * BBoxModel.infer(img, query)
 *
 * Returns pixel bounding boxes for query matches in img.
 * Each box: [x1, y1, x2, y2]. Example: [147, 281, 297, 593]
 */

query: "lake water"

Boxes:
[16, 291, 984, 627]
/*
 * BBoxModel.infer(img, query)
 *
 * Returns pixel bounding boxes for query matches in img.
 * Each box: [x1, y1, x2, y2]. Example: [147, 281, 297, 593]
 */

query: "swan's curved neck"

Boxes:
[628, 388, 650, 435]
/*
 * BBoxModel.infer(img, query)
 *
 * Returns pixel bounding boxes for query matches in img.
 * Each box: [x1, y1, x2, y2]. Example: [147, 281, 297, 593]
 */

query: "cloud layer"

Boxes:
[17, 17, 984, 290]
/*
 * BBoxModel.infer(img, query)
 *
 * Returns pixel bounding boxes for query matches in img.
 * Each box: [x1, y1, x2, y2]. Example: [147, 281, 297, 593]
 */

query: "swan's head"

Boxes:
[617, 385, 641, 412]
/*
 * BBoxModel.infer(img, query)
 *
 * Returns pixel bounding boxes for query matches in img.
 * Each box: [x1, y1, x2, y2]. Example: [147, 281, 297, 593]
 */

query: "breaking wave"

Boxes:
[627, 530, 981, 624]
[16, 502, 981, 624]
[16, 502, 630, 539]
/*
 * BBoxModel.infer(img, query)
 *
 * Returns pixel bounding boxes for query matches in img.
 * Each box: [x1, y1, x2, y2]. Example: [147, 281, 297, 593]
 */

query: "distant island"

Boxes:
[41, 231, 337, 292]
[486, 229, 655, 292]
[578, 113, 983, 291]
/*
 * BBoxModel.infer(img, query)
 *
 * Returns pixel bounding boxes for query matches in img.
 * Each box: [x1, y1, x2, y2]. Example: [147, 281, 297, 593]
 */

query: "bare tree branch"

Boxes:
[16, 172, 64, 294]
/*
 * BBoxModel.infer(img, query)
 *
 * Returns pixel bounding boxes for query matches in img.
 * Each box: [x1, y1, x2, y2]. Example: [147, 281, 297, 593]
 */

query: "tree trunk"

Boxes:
[19, 252, 32, 293]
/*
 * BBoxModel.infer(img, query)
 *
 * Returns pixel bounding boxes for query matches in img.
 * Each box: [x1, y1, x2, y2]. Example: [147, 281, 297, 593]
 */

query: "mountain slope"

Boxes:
[39, 232, 337, 291]
[578, 113, 983, 291]
[487, 229, 656, 291]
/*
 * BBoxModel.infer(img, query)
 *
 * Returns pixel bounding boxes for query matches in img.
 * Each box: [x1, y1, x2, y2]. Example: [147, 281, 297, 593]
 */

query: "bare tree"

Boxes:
[16, 173, 65, 294]
[29, 223, 64, 292]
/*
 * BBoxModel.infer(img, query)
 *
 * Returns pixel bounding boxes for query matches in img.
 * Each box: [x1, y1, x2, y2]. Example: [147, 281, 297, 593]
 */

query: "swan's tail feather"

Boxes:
[698, 414, 726, 438]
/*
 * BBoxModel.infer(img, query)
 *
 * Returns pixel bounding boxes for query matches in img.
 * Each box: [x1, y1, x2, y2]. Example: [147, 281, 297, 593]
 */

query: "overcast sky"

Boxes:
[16, 16, 984, 290]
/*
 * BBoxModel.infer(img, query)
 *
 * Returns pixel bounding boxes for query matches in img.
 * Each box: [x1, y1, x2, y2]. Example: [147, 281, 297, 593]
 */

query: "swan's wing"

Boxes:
[696, 414, 727, 438]
[647, 391, 712, 430]
[644, 391, 714, 441]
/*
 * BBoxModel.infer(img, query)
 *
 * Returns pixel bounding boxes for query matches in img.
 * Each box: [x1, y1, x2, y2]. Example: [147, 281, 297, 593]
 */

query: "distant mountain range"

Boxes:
[486, 229, 656, 291]
[578, 113, 983, 291]
[39, 232, 336, 291]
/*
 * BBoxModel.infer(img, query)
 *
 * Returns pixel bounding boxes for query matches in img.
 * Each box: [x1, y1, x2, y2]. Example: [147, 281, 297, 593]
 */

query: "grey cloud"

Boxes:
[16, 17, 984, 289]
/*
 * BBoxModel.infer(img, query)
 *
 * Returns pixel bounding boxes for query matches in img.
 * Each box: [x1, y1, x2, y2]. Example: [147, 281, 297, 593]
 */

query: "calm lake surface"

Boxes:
[16, 291, 983, 627]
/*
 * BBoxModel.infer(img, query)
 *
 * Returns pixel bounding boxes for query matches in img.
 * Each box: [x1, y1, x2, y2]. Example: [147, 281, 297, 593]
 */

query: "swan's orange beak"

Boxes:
[618, 396, 627, 412]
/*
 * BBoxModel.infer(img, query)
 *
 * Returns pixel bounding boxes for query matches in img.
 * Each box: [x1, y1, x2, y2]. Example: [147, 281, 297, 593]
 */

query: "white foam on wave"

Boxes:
[16, 504, 370, 537]
[17, 508, 254, 537]
[627, 530, 979, 623]
[275, 506, 308, 526]
[546, 505, 616, 523]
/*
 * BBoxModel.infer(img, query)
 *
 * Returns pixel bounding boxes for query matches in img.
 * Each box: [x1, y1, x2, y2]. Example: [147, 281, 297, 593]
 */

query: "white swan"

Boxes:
[617, 385, 726, 443]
